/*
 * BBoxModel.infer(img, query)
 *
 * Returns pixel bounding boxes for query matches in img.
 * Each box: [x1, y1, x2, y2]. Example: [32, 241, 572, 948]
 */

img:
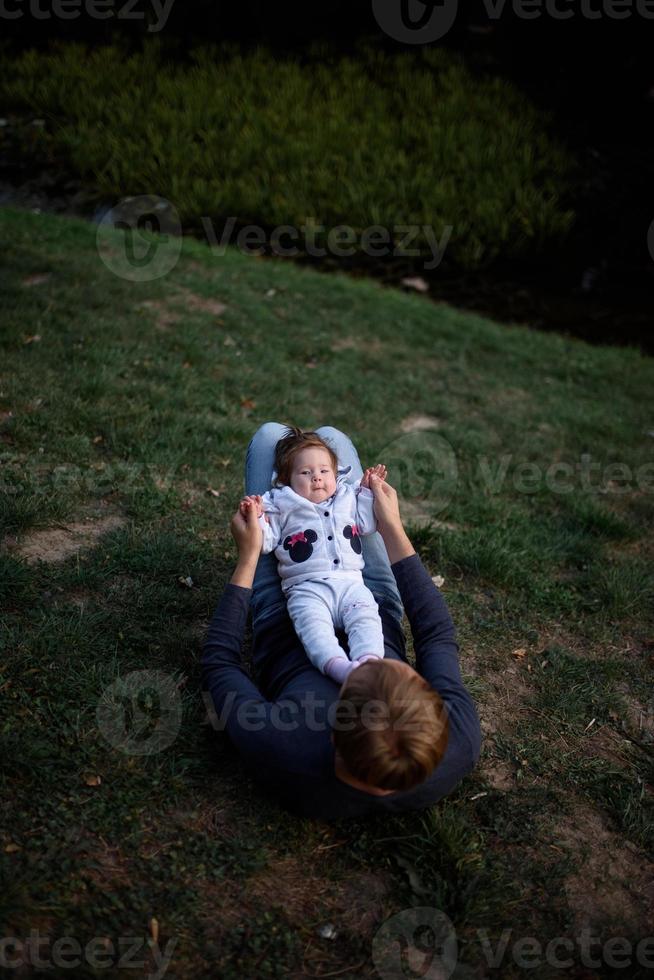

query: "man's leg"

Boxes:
[315, 426, 404, 625]
[244, 422, 290, 628]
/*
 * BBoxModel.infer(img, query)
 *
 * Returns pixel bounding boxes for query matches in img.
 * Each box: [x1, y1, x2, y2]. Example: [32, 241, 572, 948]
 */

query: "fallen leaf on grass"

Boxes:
[512, 648, 527, 660]
[240, 398, 256, 411]
[22, 274, 50, 287]
[85, 775, 102, 787]
[178, 576, 194, 589]
[4, 843, 21, 853]
[149, 917, 159, 944]
[23, 335, 42, 345]
[401, 276, 429, 293]
[206, 487, 220, 497]
[431, 575, 445, 588]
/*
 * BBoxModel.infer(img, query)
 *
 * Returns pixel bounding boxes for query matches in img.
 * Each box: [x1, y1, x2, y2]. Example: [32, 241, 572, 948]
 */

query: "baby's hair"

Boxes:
[332, 660, 449, 792]
[273, 425, 338, 488]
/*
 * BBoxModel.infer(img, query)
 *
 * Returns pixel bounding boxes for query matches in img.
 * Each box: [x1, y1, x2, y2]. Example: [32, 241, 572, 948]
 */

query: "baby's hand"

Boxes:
[239, 494, 264, 519]
[361, 464, 387, 490]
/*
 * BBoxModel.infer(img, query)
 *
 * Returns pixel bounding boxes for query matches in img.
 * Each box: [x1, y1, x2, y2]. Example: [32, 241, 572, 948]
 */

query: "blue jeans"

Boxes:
[245, 422, 404, 632]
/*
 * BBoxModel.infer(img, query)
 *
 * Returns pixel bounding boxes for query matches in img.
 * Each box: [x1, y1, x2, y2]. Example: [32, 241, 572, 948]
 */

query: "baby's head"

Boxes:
[274, 426, 338, 503]
[332, 660, 449, 792]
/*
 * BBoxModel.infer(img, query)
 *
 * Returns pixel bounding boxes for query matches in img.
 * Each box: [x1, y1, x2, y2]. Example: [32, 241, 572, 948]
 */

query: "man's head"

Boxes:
[332, 660, 449, 792]
[274, 427, 338, 503]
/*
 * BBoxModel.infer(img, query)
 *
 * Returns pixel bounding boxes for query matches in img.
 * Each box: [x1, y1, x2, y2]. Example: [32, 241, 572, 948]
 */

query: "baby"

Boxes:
[240, 427, 387, 685]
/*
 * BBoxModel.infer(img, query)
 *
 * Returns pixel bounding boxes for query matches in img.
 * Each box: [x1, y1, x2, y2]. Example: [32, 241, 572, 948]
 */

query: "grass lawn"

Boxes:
[1, 205, 653, 979]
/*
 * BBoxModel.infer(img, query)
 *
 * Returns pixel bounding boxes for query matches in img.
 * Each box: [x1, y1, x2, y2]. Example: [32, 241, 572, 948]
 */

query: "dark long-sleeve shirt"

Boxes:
[200, 553, 482, 820]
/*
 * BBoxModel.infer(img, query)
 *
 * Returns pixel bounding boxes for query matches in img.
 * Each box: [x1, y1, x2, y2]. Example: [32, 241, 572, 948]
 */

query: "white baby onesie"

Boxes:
[258, 468, 385, 678]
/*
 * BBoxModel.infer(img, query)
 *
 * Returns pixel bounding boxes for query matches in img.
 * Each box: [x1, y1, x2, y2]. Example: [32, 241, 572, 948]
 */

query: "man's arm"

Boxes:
[369, 475, 481, 765]
[201, 506, 283, 763]
[392, 555, 482, 766]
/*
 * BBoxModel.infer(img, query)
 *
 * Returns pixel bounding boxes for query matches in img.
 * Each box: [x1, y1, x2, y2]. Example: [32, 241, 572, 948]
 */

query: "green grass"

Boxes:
[0, 205, 653, 978]
[0, 38, 577, 272]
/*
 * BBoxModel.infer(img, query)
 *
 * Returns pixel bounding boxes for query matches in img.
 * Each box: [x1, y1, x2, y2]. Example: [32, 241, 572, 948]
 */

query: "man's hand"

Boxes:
[360, 463, 387, 490]
[231, 499, 263, 562]
[369, 475, 416, 564]
[369, 474, 401, 533]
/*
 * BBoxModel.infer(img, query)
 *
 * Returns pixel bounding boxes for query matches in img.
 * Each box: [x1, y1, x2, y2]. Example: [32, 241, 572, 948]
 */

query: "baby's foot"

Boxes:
[354, 654, 383, 665]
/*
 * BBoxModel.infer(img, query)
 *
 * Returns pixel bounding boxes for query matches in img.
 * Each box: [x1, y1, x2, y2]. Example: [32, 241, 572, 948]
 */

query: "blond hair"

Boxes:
[332, 660, 449, 791]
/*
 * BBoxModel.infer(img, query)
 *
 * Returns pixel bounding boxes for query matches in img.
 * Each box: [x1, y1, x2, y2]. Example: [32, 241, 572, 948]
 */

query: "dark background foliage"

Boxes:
[3, 1, 653, 349]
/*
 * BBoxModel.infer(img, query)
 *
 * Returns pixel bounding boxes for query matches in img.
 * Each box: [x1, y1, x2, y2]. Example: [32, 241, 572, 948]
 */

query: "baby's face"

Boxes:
[290, 447, 337, 503]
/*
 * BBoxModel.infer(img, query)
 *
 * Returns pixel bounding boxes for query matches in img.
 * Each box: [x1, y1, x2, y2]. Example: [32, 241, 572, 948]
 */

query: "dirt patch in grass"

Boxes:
[136, 287, 227, 331]
[555, 804, 654, 937]
[81, 839, 132, 891]
[476, 664, 533, 741]
[488, 385, 531, 410]
[180, 801, 242, 842]
[3, 512, 127, 565]
[136, 299, 180, 331]
[399, 414, 442, 432]
[191, 856, 390, 977]
[483, 758, 516, 791]
[400, 497, 460, 530]
[613, 681, 654, 753]
[330, 336, 385, 353]
[245, 855, 391, 939]
[246, 855, 332, 922]
[63, 586, 95, 610]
